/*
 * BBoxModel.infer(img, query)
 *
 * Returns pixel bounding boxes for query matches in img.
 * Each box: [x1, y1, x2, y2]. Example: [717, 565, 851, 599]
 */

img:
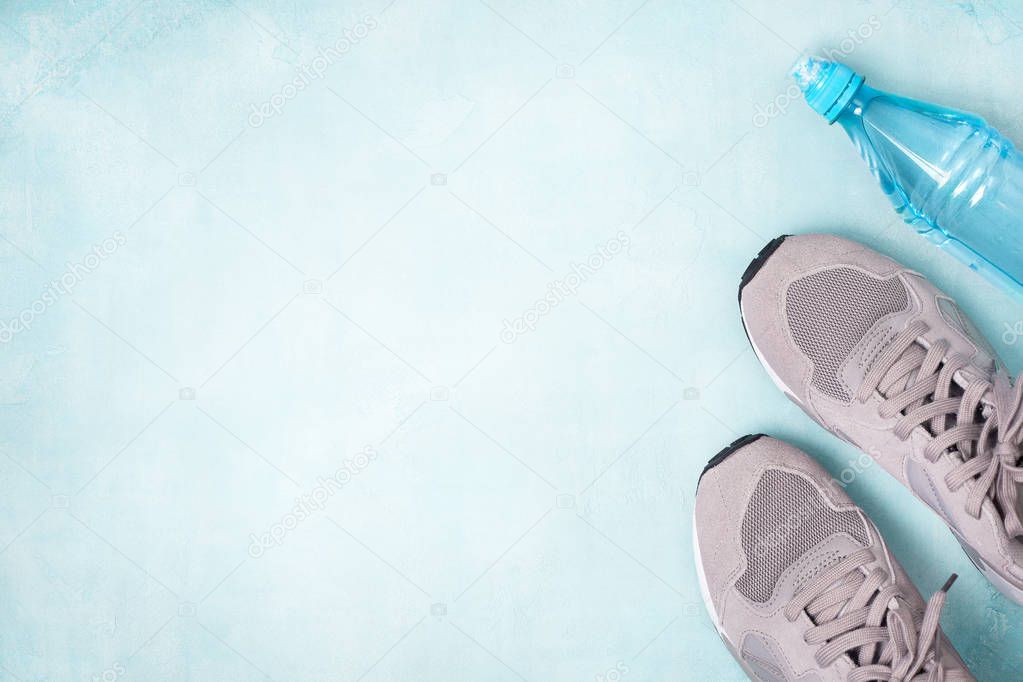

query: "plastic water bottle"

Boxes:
[792, 57, 1023, 295]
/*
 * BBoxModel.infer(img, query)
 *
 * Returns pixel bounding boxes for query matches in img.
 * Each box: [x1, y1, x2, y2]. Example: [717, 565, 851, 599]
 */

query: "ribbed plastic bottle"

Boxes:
[793, 57, 1023, 295]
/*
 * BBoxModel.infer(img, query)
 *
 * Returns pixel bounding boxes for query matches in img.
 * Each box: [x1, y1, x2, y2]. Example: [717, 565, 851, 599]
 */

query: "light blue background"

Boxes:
[2, 0, 1023, 680]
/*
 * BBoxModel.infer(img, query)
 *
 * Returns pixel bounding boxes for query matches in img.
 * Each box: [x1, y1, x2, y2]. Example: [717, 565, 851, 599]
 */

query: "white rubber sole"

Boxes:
[693, 512, 757, 679]
[741, 301, 801, 405]
[692, 513, 729, 644]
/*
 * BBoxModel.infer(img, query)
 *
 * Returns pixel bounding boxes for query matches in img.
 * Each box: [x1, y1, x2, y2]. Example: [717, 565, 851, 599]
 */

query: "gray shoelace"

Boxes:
[859, 320, 1023, 538]
[785, 548, 967, 681]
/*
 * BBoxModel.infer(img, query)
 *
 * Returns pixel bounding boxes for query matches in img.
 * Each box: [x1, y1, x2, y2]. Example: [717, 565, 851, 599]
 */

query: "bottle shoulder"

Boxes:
[846, 85, 988, 129]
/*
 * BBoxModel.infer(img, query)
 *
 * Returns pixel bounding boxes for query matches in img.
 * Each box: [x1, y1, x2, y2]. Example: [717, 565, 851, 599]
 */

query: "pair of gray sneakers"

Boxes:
[694, 233, 1023, 680]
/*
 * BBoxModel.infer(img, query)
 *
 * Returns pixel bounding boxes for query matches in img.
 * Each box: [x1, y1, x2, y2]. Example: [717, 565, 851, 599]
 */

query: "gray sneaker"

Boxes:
[694, 434, 973, 681]
[739, 233, 1023, 605]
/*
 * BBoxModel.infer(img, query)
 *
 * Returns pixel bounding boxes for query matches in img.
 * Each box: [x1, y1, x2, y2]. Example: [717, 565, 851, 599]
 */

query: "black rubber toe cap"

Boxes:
[698, 433, 765, 486]
[737, 235, 788, 306]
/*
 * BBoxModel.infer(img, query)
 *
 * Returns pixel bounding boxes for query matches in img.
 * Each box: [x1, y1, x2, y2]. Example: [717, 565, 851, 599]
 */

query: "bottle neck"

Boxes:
[835, 83, 884, 124]
[831, 83, 909, 214]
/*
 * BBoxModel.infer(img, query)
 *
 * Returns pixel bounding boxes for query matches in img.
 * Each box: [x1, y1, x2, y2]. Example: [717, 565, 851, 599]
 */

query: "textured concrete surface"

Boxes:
[2, 0, 1023, 679]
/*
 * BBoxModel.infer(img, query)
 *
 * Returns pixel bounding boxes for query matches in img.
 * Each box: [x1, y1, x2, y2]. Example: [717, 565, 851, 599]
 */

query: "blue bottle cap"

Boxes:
[790, 57, 865, 123]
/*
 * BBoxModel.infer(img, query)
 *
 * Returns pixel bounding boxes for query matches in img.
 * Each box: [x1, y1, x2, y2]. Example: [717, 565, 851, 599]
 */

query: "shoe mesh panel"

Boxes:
[785, 267, 908, 402]
[736, 469, 868, 604]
